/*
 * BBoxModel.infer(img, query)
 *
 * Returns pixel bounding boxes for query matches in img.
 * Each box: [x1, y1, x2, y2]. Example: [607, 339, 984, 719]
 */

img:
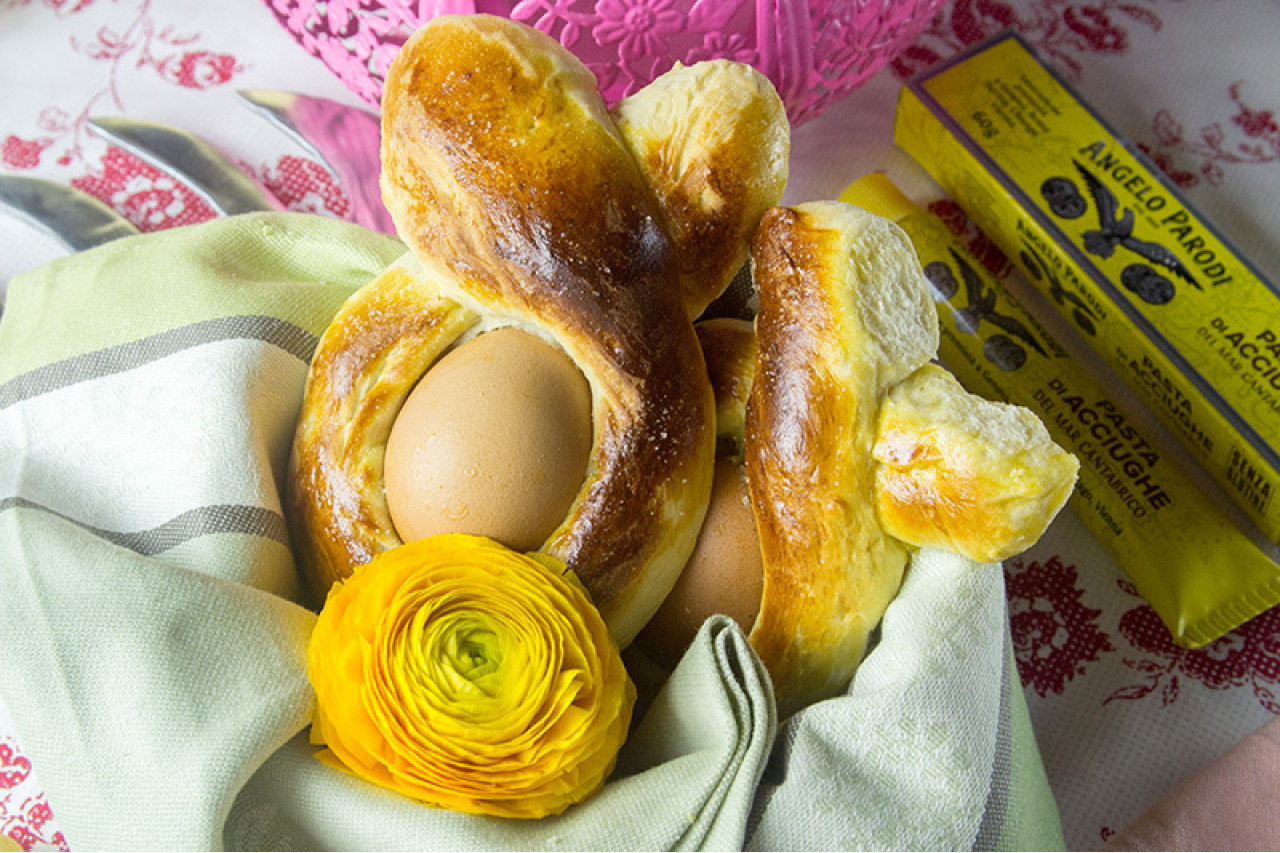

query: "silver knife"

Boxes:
[0, 175, 139, 251]
[86, 117, 282, 216]
[237, 89, 394, 233]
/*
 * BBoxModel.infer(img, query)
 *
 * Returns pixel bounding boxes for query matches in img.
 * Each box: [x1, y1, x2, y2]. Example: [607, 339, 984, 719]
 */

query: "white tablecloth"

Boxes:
[2, 1, 1279, 849]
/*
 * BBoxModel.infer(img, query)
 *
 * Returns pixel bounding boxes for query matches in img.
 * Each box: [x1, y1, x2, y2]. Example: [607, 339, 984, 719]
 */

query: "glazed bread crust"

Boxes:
[612, 60, 789, 319]
[745, 201, 939, 716]
[288, 258, 477, 601]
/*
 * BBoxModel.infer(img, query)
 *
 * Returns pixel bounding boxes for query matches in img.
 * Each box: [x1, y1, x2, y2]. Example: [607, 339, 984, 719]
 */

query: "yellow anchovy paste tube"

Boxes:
[894, 31, 1280, 544]
[842, 174, 1280, 647]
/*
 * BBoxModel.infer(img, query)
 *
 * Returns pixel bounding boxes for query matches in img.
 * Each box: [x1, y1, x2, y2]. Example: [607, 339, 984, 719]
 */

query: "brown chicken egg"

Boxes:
[635, 454, 764, 667]
[383, 326, 594, 553]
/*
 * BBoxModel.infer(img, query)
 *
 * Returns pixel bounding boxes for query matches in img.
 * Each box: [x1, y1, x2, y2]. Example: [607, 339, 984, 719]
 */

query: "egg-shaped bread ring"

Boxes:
[287, 16, 787, 645]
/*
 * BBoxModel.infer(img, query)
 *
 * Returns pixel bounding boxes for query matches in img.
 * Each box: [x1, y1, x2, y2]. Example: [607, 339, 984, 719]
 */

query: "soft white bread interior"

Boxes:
[874, 363, 1079, 563]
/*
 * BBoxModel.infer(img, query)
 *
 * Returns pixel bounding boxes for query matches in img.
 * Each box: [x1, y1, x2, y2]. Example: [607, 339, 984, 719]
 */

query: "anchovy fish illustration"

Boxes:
[1073, 160, 1201, 289]
[950, 249, 1048, 356]
[1021, 241, 1098, 336]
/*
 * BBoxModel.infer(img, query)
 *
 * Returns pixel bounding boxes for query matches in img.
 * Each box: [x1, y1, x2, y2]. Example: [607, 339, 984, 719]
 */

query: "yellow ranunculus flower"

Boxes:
[307, 533, 636, 819]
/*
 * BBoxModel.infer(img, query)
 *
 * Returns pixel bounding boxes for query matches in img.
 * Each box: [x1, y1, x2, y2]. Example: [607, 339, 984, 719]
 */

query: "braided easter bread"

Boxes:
[287, 15, 787, 645]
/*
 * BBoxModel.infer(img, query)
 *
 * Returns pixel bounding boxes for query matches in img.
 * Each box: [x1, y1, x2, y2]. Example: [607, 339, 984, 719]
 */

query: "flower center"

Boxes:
[457, 634, 499, 676]
[624, 7, 656, 30]
[443, 623, 505, 695]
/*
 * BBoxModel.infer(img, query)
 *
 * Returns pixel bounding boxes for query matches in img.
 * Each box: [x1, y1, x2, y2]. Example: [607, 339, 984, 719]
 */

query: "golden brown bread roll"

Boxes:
[287, 15, 787, 646]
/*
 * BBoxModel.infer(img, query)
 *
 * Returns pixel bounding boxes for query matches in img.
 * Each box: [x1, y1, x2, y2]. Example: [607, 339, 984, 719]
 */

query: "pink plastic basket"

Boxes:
[264, 0, 946, 124]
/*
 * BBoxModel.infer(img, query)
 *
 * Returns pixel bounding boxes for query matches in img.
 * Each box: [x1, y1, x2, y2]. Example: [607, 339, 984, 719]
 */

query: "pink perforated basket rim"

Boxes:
[262, 0, 946, 123]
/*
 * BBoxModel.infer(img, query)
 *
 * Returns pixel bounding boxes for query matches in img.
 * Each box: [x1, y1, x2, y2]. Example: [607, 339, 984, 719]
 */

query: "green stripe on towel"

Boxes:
[0, 212, 403, 382]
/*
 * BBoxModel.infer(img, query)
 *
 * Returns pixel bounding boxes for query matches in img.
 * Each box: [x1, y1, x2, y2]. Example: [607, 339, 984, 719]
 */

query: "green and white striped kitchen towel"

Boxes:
[0, 212, 1063, 851]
